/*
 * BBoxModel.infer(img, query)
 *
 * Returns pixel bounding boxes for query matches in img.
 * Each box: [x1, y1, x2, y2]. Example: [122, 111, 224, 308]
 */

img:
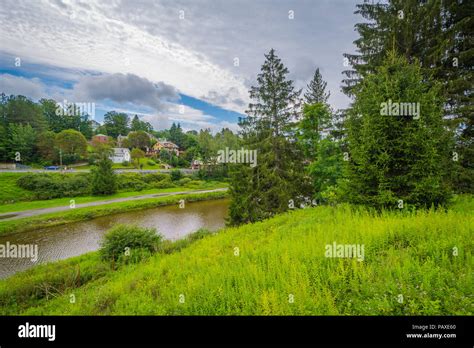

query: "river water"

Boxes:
[0, 199, 229, 279]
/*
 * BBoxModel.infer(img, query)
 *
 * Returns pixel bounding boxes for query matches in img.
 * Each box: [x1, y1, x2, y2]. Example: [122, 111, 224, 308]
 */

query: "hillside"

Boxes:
[1, 196, 472, 315]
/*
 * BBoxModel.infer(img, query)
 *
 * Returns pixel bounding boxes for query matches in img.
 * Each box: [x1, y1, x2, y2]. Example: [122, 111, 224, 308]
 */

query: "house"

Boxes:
[152, 139, 180, 156]
[110, 148, 131, 164]
[191, 159, 203, 170]
[92, 134, 109, 144]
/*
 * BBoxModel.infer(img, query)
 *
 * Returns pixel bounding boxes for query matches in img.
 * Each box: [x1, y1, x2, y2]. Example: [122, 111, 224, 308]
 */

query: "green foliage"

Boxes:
[16, 173, 91, 199]
[344, 52, 452, 209]
[3, 197, 471, 315]
[304, 68, 330, 105]
[130, 115, 153, 133]
[229, 48, 310, 225]
[170, 169, 182, 181]
[99, 224, 163, 262]
[103, 111, 129, 139]
[56, 129, 88, 164]
[127, 131, 151, 151]
[91, 157, 117, 195]
[8, 123, 36, 163]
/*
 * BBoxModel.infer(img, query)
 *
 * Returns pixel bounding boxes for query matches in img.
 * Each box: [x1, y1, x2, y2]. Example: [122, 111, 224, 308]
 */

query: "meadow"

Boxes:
[1, 195, 471, 315]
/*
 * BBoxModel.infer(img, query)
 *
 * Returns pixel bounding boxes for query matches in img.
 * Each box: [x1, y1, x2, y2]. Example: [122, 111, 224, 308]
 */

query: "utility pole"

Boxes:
[59, 148, 63, 168]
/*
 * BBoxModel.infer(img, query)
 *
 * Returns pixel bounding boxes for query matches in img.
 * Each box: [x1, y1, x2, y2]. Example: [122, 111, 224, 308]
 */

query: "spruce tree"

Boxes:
[343, 0, 473, 192]
[304, 68, 330, 105]
[344, 52, 452, 209]
[228, 49, 310, 225]
[91, 155, 117, 195]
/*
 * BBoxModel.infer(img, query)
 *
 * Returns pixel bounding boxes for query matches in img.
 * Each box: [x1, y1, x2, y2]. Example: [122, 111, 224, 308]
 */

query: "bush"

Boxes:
[17, 173, 91, 199]
[100, 224, 163, 262]
[177, 177, 192, 186]
[122, 161, 130, 167]
[147, 160, 156, 166]
[151, 177, 176, 189]
[170, 169, 182, 181]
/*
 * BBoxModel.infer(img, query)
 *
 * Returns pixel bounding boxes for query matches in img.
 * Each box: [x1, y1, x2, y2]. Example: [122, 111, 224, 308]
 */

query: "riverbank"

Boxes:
[1, 195, 471, 315]
[0, 189, 228, 236]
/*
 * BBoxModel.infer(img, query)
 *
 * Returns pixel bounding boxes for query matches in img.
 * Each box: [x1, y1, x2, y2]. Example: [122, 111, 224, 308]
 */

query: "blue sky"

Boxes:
[0, 0, 359, 132]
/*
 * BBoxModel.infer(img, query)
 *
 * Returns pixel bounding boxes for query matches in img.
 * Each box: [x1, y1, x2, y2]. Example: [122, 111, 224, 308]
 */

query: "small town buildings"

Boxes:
[110, 148, 131, 164]
[191, 159, 203, 170]
[152, 140, 180, 156]
[92, 134, 109, 144]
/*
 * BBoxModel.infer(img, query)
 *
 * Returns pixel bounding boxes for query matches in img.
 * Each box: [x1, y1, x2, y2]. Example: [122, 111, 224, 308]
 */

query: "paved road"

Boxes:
[0, 188, 228, 221]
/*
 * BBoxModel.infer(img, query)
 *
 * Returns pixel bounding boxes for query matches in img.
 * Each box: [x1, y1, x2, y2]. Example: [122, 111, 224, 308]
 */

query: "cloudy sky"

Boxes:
[0, 0, 359, 132]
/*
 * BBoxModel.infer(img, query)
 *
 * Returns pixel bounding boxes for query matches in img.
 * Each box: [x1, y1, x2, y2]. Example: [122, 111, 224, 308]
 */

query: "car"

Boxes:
[44, 166, 60, 170]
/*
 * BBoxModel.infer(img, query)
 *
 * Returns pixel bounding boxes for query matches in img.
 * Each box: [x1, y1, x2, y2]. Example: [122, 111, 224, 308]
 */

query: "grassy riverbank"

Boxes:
[0, 181, 227, 214]
[1, 195, 471, 315]
[0, 190, 228, 236]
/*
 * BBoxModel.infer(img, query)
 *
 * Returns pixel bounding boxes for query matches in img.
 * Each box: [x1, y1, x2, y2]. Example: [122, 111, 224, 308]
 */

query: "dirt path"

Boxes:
[0, 188, 228, 221]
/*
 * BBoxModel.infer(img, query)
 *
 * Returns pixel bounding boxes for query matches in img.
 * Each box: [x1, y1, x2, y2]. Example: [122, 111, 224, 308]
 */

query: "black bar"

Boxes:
[0, 316, 472, 346]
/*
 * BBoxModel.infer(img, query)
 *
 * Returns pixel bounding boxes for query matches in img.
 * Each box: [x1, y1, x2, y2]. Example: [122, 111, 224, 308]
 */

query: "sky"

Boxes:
[0, 0, 359, 133]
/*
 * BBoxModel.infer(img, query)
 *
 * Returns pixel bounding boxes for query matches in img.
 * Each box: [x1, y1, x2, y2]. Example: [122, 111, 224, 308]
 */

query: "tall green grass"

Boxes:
[0, 196, 472, 315]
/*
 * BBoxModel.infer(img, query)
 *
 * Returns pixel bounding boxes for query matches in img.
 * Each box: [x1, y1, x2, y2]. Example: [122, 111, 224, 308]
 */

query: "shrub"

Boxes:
[122, 161, 130, 167]
[177, 177, 192, 186]
[100, 224, 163, 262]
[151, 177, 175, 189]
[170, 169, 182, 181]
[16, 173, 91, 199]
[147, 160, 156, 166]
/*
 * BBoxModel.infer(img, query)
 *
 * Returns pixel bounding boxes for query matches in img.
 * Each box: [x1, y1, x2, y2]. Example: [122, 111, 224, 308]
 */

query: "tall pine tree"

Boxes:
[343, 0, 473, 192]
[229, 49, 310, 225]
[304, 68, 330, 105]
[344, 52, 452, 209]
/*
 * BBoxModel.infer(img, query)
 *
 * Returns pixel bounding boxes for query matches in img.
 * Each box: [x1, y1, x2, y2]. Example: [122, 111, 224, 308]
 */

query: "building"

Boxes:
[152, 139, 180, 156]
[110, 148, 131, 164]
[92, 134, 109, 144]
[191, 159, 203, 170]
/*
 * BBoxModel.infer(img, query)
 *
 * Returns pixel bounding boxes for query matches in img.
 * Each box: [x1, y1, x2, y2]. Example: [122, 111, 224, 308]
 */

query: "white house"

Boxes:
[110, 148, 131, 164]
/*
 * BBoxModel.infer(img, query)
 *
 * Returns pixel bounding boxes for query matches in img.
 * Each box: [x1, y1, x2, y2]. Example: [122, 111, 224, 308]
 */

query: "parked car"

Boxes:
[44, 166, 60, 170]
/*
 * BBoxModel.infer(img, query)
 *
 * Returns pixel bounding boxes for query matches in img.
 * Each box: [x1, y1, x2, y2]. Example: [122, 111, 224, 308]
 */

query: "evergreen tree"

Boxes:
[344, 52, 452, 209]
[343, 0, 473, 192]
[229, 49, 310, 225]
[91, 155, 117, 195]
[304, 68, 330, 105]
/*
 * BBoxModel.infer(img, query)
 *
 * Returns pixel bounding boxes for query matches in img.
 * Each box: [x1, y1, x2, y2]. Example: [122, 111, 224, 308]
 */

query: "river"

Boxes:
[0, 199, 229, 279]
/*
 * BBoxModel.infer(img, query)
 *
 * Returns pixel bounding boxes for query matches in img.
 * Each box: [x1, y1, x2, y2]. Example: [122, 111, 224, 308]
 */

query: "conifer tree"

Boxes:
[304, 68, 330, 105]
[344, 52, 452, 209]
[229, 49, 310, 225]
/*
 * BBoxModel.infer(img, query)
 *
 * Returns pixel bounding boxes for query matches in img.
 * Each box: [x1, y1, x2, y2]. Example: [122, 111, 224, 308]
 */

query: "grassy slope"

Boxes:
[0, 181, 227, 214]
[1, 195, 472, 315]
[0, 173, 35, 203]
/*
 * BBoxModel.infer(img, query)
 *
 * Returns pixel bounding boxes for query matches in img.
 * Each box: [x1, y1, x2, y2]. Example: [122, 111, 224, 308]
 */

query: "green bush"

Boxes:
[177, 177, 192, 186]
[151, 177, 175, 189]
[100, 224, 163, 262]
[170, 169, 182, 181]
[122, 161, 130, 167]
[16, 173, 91, 199]
[147, 160, 156, 166]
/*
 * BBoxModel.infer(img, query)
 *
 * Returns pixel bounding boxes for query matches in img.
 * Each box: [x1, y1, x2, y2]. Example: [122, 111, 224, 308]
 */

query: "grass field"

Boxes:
[1, 195, 471, 315]
[0, 173, 35, 203]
